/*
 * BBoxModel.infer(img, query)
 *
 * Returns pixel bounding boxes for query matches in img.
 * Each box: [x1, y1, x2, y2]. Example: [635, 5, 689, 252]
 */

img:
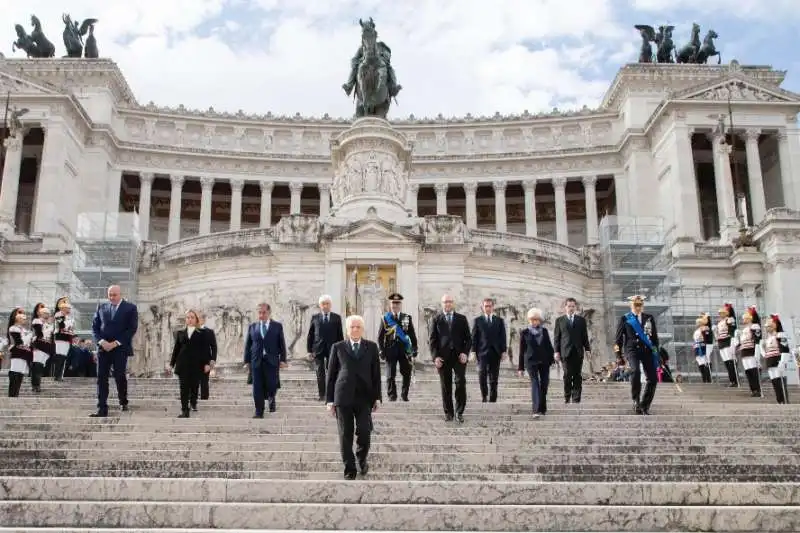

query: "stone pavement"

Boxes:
[0, 363, 799, 531]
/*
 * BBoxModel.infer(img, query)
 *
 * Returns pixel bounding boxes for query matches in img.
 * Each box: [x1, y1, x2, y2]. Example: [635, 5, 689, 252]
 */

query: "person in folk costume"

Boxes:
[716, 303, 739, 387]
[761, 314, 791, 404]
[693, 313, 713, 383]
[737, 306, 763, 397]
[30, 303, 54, 393]
[7, 307, 34, 397]
[169, 309, 214, 418]
[52, 297, 75, 381]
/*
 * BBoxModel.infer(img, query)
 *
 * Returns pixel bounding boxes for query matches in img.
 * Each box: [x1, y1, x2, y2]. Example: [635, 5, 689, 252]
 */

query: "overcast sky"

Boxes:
[3, 0, 798, 120]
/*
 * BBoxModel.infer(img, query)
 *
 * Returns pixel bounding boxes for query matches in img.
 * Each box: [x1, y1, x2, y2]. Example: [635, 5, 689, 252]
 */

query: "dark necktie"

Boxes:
[353, 342, 360, 357]
[323, 314, 328, 323]
[447, 313, 452, 323]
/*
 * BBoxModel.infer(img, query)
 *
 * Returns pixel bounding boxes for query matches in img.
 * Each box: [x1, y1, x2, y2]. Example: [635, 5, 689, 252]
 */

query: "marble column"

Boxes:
[229, 178, 244, 231]
[612, 174, 629, 215]
[523, 180, 537, 237]
[260, 182, 273, 228]
[777, 130, 797, 209]
[289, 182, 303, 215]
[199, 177, 214, 236]
[167, 174, 185, 243]
[710, 134, 730, 230]
[137, 172, 154, 240]
[407, 184, 419, 216]
[464, 182, 478, 229]
[0, 134, 24, 234]
[319, 184, 331, 218]
[582, 175, 599, 244]
[492, 180, 507, 233]
[434, 183, 448, 215]
[553, 177, 568, 245]
[744, 129, 767, 225]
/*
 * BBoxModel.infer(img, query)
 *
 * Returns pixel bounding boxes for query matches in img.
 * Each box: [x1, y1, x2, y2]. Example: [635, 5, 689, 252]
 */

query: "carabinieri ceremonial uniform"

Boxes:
[716, 303, 739, 387]
[737, 306, 763, 397]
[52, 296, 75, 381]
[761, 314, 791, 404]
[614, 294, 660, 415]
[377, 293, 418, 402]
[693, 313, 713, 383]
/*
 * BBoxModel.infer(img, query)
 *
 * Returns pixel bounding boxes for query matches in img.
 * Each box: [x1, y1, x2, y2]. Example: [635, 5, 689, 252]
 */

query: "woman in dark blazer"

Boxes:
[170, 309, 214, 418]
[517, 307, 555, 418]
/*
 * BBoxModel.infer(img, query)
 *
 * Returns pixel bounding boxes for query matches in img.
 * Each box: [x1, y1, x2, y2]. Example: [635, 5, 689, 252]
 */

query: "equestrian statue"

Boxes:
[676, 23, 721, 64]
[11, 15, 55, 58]
[62, 14, 99, 58]
[636, 22, 720, 65]
[342, 17, 402, 119]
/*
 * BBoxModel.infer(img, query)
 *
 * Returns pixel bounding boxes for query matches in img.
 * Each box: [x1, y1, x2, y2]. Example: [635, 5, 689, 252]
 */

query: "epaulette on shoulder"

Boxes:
[31, 318, 43, 324]
[9, 325, 22, 333]
[752, 324, 761, 330]
[776, 332, 786, 339]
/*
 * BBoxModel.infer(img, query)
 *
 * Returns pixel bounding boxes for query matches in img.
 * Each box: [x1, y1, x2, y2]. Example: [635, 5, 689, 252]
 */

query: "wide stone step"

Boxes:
[1, 501, 798, 531]
[3, 478, 798, 505]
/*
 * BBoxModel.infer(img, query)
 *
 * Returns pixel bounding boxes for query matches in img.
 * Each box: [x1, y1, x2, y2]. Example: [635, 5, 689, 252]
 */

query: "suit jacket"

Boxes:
[377, 312, 419, 359]
[243, 320, 287, 368]
[170, 327, 213, 377]
[326, 338, 382, 407]
[428, 312, 471, 361]
[614, 312, 659, 358]
[91, 300, 139, 357]
[518, 327, 555, 370]
[552, 314, 590, 358]
[202, 327, 218, 361]
[471, 314, 507, 361]
[306, 312, 344, 359]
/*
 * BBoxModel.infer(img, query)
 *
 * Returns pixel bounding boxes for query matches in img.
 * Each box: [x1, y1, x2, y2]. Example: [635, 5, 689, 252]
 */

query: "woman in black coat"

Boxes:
[517, 307, 555, 419]
[170, 310, 213, 418]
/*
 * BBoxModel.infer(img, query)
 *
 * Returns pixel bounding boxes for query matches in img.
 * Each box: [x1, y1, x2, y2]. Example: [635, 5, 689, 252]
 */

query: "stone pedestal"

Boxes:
[329, 117, 414, 225]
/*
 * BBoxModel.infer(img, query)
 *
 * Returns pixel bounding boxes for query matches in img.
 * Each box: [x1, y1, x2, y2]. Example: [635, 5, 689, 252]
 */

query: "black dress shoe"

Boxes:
[632, 401, 642, 415]
[89, 411, 108, 418]
[253, 413, 264, 419]
[456, 414, 464, 423]
[640, 408, 650, 416]
[359, 463, 369, 476]
[191, 405, 198, 412]
[444, 414, 454, 422]
[564, 398, 571, 404]
[344, 471, 357, 480]
[401, 395, 409, 402]
[120, 405, 129, 412]
[177, 411, 190, 418]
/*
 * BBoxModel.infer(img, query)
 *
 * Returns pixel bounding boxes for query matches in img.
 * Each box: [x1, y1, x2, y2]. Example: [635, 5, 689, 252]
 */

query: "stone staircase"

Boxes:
[0, 361, 799, 532]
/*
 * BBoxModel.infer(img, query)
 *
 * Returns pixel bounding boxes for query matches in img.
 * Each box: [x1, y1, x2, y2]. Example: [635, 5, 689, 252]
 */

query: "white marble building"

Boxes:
[1, 56, 800, 378]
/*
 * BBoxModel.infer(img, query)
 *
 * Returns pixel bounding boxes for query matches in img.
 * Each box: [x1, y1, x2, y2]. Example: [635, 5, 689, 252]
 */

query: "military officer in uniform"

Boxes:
[377, 293, 418, 402]
[614, 294, 660, 415]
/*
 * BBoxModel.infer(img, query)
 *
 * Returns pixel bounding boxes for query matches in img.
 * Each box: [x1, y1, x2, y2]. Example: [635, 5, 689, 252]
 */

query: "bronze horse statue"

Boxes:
[62, 14, 98, 58]
[696, 30, 721, 64]
[355, 17, 391, 119]
[12, 24, 37, 57]
[29, 15, 55, 58]
[676, 23, 701, 63]
[634, 24, 675, 63]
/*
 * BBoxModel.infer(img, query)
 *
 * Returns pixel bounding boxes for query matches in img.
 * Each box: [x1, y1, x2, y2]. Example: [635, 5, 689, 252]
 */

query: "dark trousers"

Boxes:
[630, 350, 657, 410]
[724, 360, 739, 386]
[438, 357, 467, 416]
[8, 371, 25, 397]
[315, 356, 328, 399]
[385, 355, 412, 400]
[528, 364, 550, 414]
[478, 356, 501, 402]
[179, 374, 199, 412]
[745, 368, 761, 394]
[252, 363, 278, 415]
[336, 402, 373, 474]
[30, 362, 44, 391]
[96, 350, 129, 413]
[50, 355, 67, 380]
[563, 352, 584, 402]
[698, 364, 712, 383]
[195, 372, 210, 400]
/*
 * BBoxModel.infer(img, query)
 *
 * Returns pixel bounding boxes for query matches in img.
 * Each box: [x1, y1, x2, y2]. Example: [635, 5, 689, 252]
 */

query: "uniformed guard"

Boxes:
[693, 313, 713, 383]
[377, 293, 418, 402]
[738, 306, 763, 397]
[614, 294, 660, 415]
[716, 303, 739, 387]
[761, 314, 791, 404]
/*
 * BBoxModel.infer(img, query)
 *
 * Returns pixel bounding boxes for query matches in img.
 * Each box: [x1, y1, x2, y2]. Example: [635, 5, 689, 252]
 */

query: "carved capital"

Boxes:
[289, 182, 304, 194]
[745, 128, 762, 142]
[582, 175, 598, 189]
[522, 180, 537, 193]
[170, 174, 185, 188]
[260, 181, 274, 194]
[319, 184, 331, 194]
[463, 182, 478, 195]
[776, 130, 788, 142]
[552, 176, 567, 189]
[492, 180, 507, 193]
[229, 178, 244, 192]
[434, 183, 448, 195]
[139, 172, 155, 186]
[2, 134, 23, 151]
[408, 183, 419, 194]
[200, 177, 215, 190]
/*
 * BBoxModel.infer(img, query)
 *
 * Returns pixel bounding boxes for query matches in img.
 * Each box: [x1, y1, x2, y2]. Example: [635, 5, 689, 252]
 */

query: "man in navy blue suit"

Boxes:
[90, 285, 139, 417]
[243, 302, 288, 418]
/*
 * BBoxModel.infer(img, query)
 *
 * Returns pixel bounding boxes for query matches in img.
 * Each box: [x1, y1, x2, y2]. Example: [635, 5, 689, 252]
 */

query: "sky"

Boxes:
[2, 0, 799, 120]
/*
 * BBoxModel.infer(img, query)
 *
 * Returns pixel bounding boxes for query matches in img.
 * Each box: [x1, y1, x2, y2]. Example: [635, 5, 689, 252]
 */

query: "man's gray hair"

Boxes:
[318, 294, 332, 305]
[345, 315, 364, 329]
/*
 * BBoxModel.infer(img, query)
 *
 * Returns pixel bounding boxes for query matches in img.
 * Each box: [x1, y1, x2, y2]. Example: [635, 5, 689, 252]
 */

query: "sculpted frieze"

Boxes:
[274, 214, 320, 245]
[423, 215, 466, 245]
[332, 149, 407, 205]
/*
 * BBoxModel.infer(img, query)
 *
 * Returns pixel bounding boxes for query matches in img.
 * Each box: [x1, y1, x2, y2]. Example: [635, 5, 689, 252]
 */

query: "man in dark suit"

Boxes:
[307, 294, 344, 401]
[552, 297, 591, 404]
[90, 285, 139, 417]
[197, 312, 217, 401]
[377, 293, 418, 402]
[429, 294, 472, 423]
[326, 315, 381, 480]
[471, 298, 507, 402]
[243, 303, 288, 418]
[614, 294, 659, 415]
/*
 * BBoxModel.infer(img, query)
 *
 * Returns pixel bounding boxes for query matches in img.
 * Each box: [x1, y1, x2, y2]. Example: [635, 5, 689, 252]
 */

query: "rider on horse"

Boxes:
[342, 40, 402, 98]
